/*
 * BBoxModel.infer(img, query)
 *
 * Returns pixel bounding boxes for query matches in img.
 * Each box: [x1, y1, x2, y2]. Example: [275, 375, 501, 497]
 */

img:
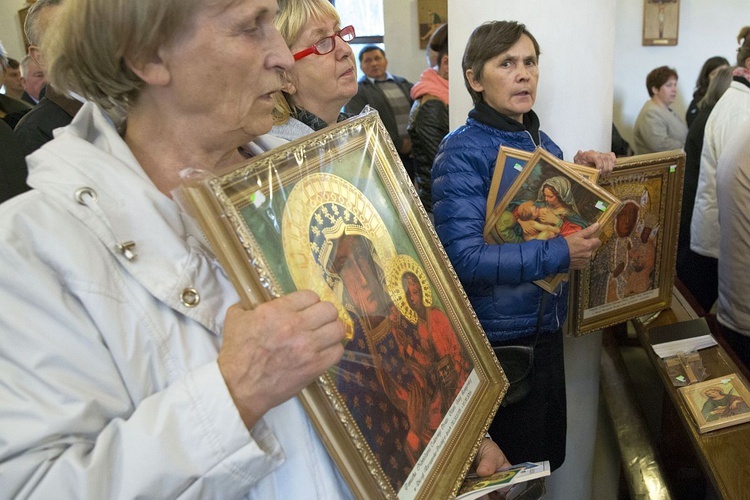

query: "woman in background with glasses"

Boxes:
[246, 0, 357, 154]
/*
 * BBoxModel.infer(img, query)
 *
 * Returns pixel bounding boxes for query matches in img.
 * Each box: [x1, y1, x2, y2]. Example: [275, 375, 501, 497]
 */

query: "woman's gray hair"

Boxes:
[44, 0, 239, 123]
[24, 0, 62, 47]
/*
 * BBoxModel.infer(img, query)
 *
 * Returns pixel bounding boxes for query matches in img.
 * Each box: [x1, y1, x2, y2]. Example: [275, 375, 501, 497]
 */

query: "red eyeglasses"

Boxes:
[293, 25, 356, 61]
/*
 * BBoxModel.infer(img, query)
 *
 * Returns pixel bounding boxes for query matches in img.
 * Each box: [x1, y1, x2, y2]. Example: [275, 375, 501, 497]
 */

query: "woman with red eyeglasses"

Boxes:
[244, 0, 357, 154]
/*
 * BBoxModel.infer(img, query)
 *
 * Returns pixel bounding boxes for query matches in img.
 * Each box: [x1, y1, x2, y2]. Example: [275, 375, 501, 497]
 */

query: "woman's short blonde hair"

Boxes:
[45, 0, 237, 122]
[273, 0, 340, 124]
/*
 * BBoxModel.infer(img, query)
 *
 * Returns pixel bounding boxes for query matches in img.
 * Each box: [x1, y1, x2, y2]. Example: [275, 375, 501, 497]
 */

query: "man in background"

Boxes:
[3, 59, 25, 101]
[0, 45, 30, 201]
[14, 0, 84, 156]
[344, 46, 415, 180]
[20, 55, 46, 105]
[0, 43, 33, 129]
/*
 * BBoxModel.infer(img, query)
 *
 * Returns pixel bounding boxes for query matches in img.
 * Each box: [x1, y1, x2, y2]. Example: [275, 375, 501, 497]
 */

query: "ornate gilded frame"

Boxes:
[485, 148, 620, 293]
[567, 150, 685, 335]
[679, 373, 750, 433]
[18, 6, 31, 53]
[486, 146, 599, 220]
[178, 110, 506, 499]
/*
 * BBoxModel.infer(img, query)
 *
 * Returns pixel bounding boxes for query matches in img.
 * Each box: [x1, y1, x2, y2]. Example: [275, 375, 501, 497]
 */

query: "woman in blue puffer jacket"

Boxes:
[432, 20, 614, 471]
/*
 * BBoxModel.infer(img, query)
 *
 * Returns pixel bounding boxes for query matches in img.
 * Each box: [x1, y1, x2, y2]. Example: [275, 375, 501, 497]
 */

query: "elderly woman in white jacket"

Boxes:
[0, 0, 349, 497]
[0, 0, 507, 497]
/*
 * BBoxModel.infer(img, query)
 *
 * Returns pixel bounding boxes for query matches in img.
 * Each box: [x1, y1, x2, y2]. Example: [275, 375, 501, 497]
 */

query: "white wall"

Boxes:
[383, 0, 432, 83]
[614, 0, 748, 146]
[0, 0, 29, 61]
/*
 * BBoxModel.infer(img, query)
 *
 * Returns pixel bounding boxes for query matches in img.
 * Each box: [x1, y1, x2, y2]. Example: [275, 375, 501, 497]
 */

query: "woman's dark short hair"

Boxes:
[462, 20, 540, 105]
[646, 66, 678, 97]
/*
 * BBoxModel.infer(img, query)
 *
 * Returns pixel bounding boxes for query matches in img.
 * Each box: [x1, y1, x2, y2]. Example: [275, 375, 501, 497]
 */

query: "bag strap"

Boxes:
[529, 292, 549, 353]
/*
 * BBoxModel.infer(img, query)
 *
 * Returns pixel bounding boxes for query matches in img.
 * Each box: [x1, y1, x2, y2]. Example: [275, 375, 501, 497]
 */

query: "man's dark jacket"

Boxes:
[20, 92, 36, 106]
[0, 119, 30, 203]
[408, 97, 448, 212]
[0, 94, 32, 129]
[14, 86, 83, 157]
[344, 75, 413, 153]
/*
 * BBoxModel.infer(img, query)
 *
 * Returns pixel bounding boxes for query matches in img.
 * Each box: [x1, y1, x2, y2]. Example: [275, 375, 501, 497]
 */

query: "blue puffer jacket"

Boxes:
[432, 111, 568, 342]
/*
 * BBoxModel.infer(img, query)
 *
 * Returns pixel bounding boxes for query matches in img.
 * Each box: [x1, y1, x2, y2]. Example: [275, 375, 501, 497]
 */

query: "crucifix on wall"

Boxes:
[642, 0, 680, 46]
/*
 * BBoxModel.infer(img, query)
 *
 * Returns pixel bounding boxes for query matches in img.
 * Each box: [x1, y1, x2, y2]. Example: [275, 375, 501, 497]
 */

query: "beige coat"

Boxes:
[632, 98, 688, 155]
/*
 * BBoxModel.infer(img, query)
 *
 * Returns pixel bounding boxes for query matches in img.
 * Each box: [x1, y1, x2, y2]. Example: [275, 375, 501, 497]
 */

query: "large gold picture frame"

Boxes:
[567, 150, 685, 335]
[678, 373, 750, 434]
[484, 148, 620, 293]
[178, 111, 507, 499]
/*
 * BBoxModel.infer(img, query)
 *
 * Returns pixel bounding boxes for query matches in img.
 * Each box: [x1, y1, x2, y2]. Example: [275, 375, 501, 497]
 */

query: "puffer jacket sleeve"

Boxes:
[431, 128, 570, 292]
[408, 97, 449, 212]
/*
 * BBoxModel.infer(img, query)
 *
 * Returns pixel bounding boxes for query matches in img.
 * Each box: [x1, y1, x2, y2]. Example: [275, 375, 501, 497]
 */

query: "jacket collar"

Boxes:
[468, 101, 542, 146]
[733, 75, 750, 90]
[365, 72, 396, 84]
[27, 103, 235, 335]
[291, 107, 351, 131]
[45, 85, 85, 118]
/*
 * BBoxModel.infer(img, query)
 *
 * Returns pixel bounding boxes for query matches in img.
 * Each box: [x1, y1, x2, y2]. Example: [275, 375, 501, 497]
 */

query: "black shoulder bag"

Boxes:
[492, 293, 548, 407]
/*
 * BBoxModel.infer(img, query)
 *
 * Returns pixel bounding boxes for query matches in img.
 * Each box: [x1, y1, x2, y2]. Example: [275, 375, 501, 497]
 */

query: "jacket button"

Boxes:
[180, 288, 200, 307]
